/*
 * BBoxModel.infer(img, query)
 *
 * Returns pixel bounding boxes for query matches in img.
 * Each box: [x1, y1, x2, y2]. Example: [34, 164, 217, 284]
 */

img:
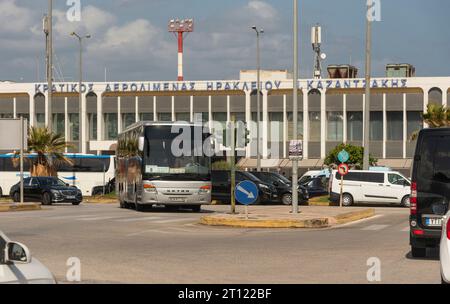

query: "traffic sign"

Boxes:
[337, 149, 350, 163]
[338, 163, 349, 176]
[235, 180, 259, 205]
[289, 140, 303, 160]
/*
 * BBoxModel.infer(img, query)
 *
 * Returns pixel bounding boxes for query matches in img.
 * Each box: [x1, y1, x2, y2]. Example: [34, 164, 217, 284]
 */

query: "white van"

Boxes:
[329, 170, 411, 207]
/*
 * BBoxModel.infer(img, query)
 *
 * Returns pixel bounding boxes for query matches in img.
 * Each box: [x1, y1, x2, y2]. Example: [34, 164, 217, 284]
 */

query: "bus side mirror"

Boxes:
[138, 137, 145, 151]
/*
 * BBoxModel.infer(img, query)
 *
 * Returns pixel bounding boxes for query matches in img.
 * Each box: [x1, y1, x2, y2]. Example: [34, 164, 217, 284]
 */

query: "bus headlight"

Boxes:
[199, 185, 211, 194]
[143, 183, 157, 193]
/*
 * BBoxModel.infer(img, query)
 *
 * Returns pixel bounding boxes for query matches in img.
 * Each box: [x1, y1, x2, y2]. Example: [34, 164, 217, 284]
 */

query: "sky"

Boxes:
[0, 0, 449, 82]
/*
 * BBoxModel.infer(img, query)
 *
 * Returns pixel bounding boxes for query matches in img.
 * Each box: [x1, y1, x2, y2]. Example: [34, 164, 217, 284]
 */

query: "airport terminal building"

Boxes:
[1, 67, 449, 173]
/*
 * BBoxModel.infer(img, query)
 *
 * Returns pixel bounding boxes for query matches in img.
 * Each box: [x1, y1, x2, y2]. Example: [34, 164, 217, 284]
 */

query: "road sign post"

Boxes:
[230, 116, 236, 214]
[337, 163, 349, 208]
[289, 140, 303, 214]
[235, 180, 259, 219]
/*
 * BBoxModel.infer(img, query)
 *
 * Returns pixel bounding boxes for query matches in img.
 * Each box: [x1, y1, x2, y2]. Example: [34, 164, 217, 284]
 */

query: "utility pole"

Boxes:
[363, 0, 372, 170]
[252, 26, 263, 172]
[46, 0, 53, 131]
[71, 32, 91, 154]
[291, 0, 300, 213]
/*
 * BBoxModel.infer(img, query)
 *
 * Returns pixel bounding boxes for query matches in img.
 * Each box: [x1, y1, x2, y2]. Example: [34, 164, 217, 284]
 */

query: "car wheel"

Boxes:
[72, 201, 81, 206]
[342, 193, 354, 207]
[411, 246, 426, 258]
[12, 192, 20, 203]
[401, 195, 410, 208]
[191, 205, 201, 212]
[281, 193, 292, 205]
[42, 192, 52, 205]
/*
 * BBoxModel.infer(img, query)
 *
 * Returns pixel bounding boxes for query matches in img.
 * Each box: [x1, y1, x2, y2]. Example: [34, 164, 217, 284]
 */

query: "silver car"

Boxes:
[441, 212, 450, 284]
[0, 231, 56, 284]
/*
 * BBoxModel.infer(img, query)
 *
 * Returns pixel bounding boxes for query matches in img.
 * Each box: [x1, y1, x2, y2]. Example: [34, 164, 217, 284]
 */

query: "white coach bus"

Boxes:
[0, 154, 115, 197]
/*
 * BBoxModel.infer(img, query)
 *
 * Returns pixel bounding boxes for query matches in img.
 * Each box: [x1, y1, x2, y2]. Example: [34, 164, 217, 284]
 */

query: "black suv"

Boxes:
[91, 178, 116, 196]
[410, 128, 450, 257]
[251, 171, 309, 205]
[211, 170, 276, 204]
[10, 177, 83, 205]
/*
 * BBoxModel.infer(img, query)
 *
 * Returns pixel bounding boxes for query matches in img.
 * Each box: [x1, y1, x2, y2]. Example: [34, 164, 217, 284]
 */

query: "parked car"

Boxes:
[211, 170, 276, 204]
[329, 170, 411, 207]
[251, 171, 309, 205]
[298, 169, 329, 185]
[0, 231, 56, 284]
[9, 177, 83, 205]
[441, 211, 450, 284]
[91, 177, 115, 196]
[410, 128, 450, 258]
[302, 176, 329, 198]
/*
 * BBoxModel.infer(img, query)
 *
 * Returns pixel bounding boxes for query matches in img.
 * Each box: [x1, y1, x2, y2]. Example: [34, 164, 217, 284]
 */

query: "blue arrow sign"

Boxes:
[235, 180, 259, 205]
[337, 149, 350, 163]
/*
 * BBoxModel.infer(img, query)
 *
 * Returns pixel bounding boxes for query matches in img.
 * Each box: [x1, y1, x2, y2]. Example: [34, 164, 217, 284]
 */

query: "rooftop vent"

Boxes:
[386, 64, 415, 78]
[327, 65, 358, 79]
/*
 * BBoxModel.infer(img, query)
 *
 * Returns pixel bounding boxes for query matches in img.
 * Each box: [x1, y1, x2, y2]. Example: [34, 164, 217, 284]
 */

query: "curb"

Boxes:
[199, 216, 329, 229]
[333, 208, 376, 225]
[307, 201, 338, 207]
[0, 203, 41, 212]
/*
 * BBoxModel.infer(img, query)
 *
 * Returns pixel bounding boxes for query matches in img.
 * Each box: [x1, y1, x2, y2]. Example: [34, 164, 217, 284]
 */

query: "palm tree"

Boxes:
[14, 127, 74, 177]
[422, 103, 450, 128]
[411, 103, 450, 140]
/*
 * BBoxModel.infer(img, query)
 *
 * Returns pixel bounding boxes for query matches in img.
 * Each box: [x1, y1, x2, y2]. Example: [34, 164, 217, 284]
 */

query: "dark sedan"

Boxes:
[251, 171, 309, 205]
[10, 177, 83, 205]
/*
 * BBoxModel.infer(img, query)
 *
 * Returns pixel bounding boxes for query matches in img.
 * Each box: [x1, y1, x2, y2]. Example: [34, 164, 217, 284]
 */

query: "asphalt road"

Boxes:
[0, 203, 441, 284]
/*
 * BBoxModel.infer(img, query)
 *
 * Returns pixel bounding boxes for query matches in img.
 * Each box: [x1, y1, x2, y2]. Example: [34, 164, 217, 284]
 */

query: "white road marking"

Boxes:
[45, 214, 102, 220]
[77, 216, 119, 221]
[401, 226, 410, 232]
[114, 216, 163, 222]
[152, 218, 194, 224]
[362, 224, 390, 231]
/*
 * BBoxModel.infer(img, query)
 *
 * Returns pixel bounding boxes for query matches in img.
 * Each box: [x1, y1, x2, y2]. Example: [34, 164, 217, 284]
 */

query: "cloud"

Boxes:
[0, 0, 34, 34]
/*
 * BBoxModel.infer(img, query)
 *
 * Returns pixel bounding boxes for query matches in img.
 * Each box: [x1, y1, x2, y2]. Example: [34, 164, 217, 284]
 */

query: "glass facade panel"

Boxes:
[327, 112, 343, 141]
[122, 113, 135, 129]
[370, 111, 383, 141]
[287, 112, 303, 139]
[407, 111, 423, 140]
[52, 113, 65, 136]
[89, 114, 97, 140]
[387, 111, 403, 141]
[269, 112, 283, 142]
[69, 113, 79, 141]
[158, 113, 172, 121]
[140, 113, 154, 121]
[309, 112, 321, 141]
[347, 112, 362, 141]
[104, 113, 117, 140]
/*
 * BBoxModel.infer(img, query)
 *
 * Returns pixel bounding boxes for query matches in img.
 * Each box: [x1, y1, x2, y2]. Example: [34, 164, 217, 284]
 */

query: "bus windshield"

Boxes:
[143, 125, 211, 180]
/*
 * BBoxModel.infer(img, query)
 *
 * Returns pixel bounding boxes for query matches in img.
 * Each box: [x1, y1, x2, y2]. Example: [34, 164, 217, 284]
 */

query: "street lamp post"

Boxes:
[252, 26, 263, 172]
[292, 0, 299, 213]
[363, 1, 372, 170]
[47, 0, 53, 131]
[70, 32, 91, 154]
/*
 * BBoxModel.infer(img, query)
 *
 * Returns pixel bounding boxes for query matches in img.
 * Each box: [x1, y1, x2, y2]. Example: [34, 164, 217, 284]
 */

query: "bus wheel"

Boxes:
[134, 195, 144, 212]
[191, 205, 201, 212]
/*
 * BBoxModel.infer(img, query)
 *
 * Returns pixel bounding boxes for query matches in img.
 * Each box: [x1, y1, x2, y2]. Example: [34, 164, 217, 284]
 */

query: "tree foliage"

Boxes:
[14, 127, 74, 176]
[324, 143, 377, 170]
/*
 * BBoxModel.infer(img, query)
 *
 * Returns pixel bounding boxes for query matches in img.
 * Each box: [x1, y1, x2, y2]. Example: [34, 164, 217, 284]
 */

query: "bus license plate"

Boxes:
[425, 217, 443, 227]
[170, 197, 185, 202]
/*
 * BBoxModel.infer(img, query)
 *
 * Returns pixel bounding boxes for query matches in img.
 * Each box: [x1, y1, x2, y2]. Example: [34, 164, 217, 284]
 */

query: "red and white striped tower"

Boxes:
[168, 19, 194, 81]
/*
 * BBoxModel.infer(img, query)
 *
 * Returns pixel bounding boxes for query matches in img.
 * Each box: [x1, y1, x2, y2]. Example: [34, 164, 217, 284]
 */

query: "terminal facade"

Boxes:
[0, 70, 449, 172]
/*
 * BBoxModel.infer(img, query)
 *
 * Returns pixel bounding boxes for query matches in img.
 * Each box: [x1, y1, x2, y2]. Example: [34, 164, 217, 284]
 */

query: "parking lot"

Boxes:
[0, 203, 441, 284]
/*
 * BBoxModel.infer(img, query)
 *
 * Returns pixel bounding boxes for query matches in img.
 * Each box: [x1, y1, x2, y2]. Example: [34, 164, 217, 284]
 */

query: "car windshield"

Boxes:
[38, 178, 67, 187]
[299, 176, 312, 185]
